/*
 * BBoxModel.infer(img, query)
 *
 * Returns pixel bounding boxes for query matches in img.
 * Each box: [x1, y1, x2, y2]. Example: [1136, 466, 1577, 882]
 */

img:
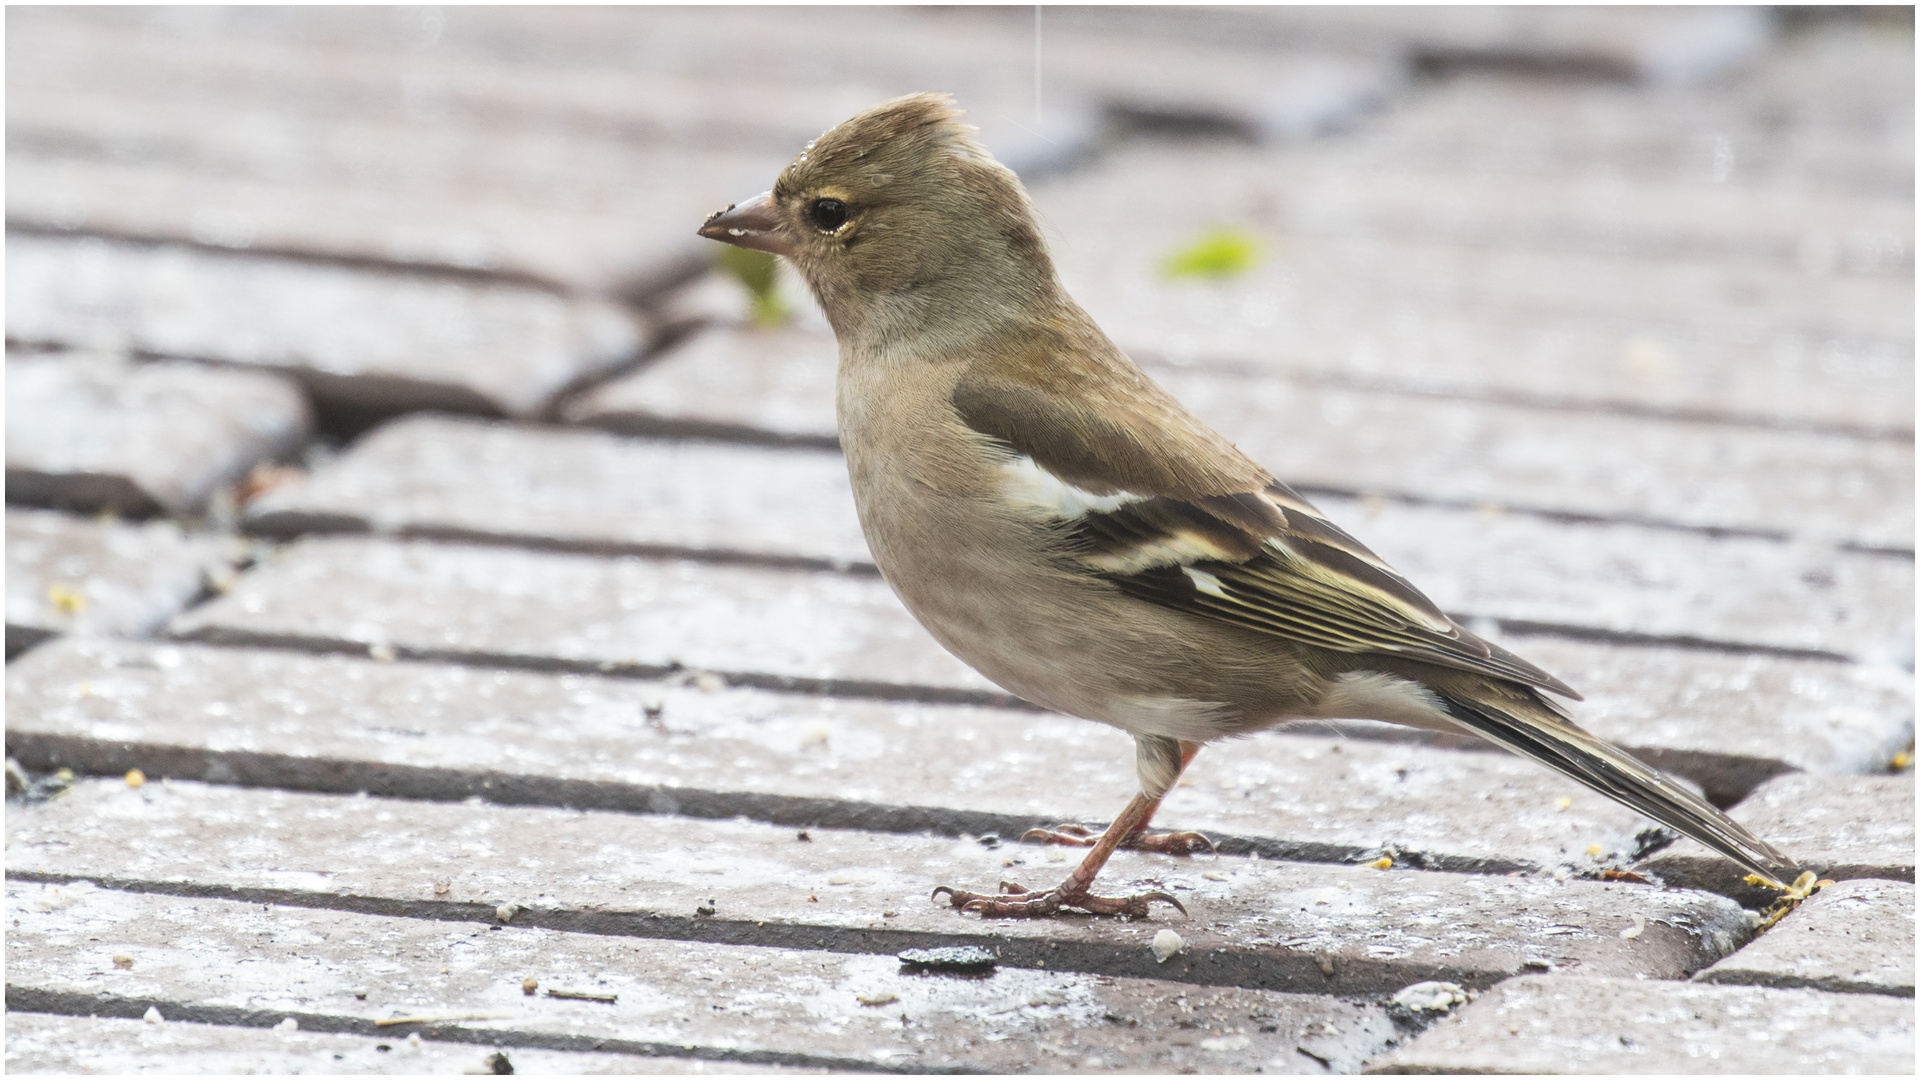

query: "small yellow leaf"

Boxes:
[47, 582, 88, 616]
[125, 769, 145, 788]
[1162, 227, 1261, 280]
[1369, 857, 1393, 870]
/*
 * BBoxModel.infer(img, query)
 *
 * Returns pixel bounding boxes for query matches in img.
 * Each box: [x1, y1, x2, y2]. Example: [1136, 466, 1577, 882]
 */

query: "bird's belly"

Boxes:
[834, 359, 1326, 737]
[847, 457, 1317, 737]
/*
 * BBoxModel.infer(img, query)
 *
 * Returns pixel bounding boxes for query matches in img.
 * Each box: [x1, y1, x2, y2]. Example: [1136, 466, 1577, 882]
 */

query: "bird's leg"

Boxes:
[933, 740, 1201, 918]
[1021, 742, 1214, 854]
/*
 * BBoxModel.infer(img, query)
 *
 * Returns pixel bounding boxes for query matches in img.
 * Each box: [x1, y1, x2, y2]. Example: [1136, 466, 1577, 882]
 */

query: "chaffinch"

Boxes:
[700, 93, 1800, 917]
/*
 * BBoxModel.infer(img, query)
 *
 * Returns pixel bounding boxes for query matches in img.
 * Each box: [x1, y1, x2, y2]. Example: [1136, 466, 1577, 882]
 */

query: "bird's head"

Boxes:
[698, 93, 1057, 342]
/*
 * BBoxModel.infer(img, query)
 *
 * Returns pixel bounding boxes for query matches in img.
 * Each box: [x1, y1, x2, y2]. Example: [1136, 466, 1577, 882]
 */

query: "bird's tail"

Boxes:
[1434, 687, 1802, 887]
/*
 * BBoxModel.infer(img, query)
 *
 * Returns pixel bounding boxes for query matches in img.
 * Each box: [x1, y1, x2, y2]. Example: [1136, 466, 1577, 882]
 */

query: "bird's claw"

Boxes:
[1021, 823, 1099, 846]
[932, 882, 1185, 919]
[1133, 830, 1216, 855]
[1020, 824, 1215, 855]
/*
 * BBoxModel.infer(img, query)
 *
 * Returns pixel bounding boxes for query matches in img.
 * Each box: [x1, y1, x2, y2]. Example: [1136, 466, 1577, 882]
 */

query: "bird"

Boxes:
[698, 92, 1802, 918]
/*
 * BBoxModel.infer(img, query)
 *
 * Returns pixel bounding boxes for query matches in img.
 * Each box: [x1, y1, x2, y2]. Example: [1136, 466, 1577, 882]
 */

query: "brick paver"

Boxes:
[1033, 177, 1912, 434]
[1695, 878, 1914, 996]
[245, 416, 870, 568]
[1213, 6, 1777, 85]
[5, 880, 1397, 1074]
[1318, 50, 1912, 200]
[6, 351, 311, 517]
[6, 153, 776, 299]
[10, 779, 1751, 992]
[566, 320, 1912, 547]
[563, 325, 840, 448]
[120, 445, 1920, 799]
[1509, 637, 1912, 803]
[165, 536, 997, 699]
[217, 439, 1911, 664]
[4, 1014, 790, 1076]
[1366, 973, 1914, 1074]
[1646, 773, 1915, 905]
[6, 639, 1677, 876]
[8, 235, 646, 419]
[1156, 367, 1912, 551]
[5, 8, 1910, 1074]
[5, 510, 234, 657]
[4, 8, 1085, 172]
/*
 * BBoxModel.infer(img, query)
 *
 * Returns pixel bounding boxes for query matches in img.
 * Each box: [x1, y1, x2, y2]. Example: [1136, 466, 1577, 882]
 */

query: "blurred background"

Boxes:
[9, 0, 1915, 752]
[7, 4, 1911, 659]
[4, 8, 1914, 1073]
[7, 0, 1912, 749]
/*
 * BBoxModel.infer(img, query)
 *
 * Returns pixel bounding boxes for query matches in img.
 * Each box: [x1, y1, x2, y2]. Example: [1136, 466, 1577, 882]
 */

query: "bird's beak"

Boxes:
[697, 192, 794, 257]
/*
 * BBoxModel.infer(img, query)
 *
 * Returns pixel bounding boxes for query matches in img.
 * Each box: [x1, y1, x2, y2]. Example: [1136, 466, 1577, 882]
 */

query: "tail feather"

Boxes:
[1435, 689, 1802, 886]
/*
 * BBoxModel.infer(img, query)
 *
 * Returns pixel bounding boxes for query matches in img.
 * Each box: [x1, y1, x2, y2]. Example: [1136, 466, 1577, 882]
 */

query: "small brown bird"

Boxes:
[699, 93, 1800, 917]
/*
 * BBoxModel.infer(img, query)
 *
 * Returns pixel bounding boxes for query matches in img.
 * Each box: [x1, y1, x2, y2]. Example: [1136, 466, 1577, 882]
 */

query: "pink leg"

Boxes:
[934, 742, 1204, 918]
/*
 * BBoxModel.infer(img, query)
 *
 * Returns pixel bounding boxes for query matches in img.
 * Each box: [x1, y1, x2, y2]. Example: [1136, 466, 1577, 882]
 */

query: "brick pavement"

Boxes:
[6, 8, 1912, 1074]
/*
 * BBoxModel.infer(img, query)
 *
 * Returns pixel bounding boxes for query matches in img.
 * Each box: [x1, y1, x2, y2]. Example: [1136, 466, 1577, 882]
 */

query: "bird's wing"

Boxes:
[1081, 484, 1581, 698]
[954, 357, 1581, 700]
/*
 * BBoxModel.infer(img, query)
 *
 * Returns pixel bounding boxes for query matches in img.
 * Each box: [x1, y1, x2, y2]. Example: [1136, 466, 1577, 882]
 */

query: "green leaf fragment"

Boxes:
[715, 245, 790, 327]
[1162, 227, 1261, 280]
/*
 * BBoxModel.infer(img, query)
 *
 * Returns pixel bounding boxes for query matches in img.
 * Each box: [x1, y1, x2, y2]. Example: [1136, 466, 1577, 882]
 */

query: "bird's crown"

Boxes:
[776, 92, 992, 196]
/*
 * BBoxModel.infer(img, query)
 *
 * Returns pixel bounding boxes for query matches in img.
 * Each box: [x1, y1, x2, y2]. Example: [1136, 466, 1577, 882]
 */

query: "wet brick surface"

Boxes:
[2, 1013, 800, 1076]
[1694, 878, 1914, 996]
[5, 879, 1399, 1074]
[6, 351, 311, 517]
[4, 8, 1911, 1073]
[10, 779, 1751, 994]
[8, 235, 646, 419]
[563, 325, 841, 448]
[566, 321, 1912, 546]
[1365, 974, 1914, 1074]
[164, 536, 996, 698]
[6, 639, 1670, 875]
[244, 415, 870, 568]
[215, 420, 1916, 664]
[1645, 773, 1916, 906]
[4, 510, 234, 657]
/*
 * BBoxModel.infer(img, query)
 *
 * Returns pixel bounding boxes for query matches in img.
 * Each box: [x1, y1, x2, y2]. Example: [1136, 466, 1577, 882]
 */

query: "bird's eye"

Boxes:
[808, 198, 848, 233]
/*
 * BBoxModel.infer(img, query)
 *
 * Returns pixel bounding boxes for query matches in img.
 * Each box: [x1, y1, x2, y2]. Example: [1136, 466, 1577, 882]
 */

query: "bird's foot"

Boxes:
[932, 879, 1185, 919]
[1021, 823, 1215, 855]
